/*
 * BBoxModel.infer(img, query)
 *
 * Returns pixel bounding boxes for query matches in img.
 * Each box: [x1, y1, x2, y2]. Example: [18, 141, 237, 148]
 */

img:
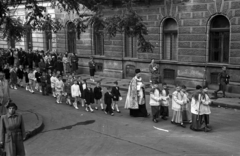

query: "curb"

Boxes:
[87, 80, 240, 110]
[24, 113, 44, 141]
[211, 101, 240, 110]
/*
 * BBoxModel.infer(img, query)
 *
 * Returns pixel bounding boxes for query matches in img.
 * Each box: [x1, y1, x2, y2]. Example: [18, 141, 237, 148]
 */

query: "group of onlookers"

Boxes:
[0, 48, 79, 76]
[0, 48, 123, 116]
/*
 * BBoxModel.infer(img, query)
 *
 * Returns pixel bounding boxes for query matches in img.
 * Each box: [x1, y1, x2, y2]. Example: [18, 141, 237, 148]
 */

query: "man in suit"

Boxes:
[214, 66, 230, 98]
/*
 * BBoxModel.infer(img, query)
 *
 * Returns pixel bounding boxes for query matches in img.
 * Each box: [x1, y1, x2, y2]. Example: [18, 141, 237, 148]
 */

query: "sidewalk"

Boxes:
[18, 109, 44, 141]
[77, 74, 240, 110]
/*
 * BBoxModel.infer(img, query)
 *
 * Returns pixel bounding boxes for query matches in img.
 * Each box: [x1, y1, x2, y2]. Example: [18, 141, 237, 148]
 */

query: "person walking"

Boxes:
[0, 102, 26, 156]
[171, 85, 186, 128]
[214, 66, 230, 98]
[104, 87, 114, 116]
[190, 85, 205, 131]
[0, 72, 10, 116]
[125, 69, 141, 115]
[200, 86, 212, 131]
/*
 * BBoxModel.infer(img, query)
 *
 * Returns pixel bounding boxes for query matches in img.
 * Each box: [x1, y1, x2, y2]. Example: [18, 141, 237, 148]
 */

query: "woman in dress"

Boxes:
[0, 102, 26, 156]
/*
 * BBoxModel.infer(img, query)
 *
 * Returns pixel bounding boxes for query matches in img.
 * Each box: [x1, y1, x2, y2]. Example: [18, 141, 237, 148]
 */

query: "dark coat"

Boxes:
[41, 75, 48, 87]
[35, 72, 42, 83]
[3, 68, 10, 80]
[26, 52, 34, 61]
[83, 88, 94, 104]
[77, 82, 84, 98]
[104, 92, 113, 105]
[54, 61, 64, 72]
[24, 71, 29, 83]
[88, 60, 95, 69]
[38, 61, 46, 72]
[17, 68, 24, 79]
[218, 71, 230, 85]
[46, 61, 54, 71]
[111, 86, 121, 101]
[46, 74, 52, 84]
[71, 55, 78, 71]
[33, 53, 41, 64]
[94, 86, 102, 100]
[10, 70, 18, 84]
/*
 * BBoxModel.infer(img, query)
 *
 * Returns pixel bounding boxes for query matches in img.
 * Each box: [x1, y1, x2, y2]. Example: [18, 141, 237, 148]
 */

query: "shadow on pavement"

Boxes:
[41, 120, 95, 133]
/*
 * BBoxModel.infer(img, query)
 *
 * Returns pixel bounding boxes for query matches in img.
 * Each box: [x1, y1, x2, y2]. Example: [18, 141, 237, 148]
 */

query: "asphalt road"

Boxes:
[10, 88, 240, 156]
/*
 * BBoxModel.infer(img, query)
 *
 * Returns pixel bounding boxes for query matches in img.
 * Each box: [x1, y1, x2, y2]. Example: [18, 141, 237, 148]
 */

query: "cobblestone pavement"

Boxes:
[10, 87, 240, 156]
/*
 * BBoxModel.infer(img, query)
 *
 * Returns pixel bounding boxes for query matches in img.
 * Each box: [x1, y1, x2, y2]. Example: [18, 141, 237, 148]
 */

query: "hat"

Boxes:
[196, 85, 202, 90]
[135, 69, 141, 74]
[114, 81, 118, 85]
[6, 102, 18, 110]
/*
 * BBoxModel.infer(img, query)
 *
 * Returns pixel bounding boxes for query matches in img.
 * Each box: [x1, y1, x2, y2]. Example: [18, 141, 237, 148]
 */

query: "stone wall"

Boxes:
[1, 0, 240, 92]
[55, 0, 240, 93]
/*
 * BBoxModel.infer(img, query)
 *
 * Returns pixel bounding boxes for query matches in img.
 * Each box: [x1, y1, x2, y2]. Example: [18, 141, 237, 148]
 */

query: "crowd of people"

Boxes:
[0, 48, 123, 115]
[0, 48, 213, 132]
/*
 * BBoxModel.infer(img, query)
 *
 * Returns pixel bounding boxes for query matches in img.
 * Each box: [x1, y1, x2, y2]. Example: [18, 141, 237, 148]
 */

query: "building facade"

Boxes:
[1, 0, 240, 93]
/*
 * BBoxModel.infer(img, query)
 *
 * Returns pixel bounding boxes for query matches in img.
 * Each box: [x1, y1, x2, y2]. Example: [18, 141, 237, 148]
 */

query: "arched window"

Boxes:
[209, 15, 230, 63]
[67, 22, 76, 53]
[45, 24, 52, 51]
[25, 25, 32, 50]
[124, 33, 137, 58]
[162, 18, 178, 60]
[93, 25, 104, 55]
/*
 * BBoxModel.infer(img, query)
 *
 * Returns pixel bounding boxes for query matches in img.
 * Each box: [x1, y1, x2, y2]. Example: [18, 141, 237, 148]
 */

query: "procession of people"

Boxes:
[0, 47, 230, 154]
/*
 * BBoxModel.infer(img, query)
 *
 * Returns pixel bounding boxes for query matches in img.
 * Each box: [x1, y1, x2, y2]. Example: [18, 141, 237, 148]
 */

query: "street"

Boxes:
[11, 88, 240, 156]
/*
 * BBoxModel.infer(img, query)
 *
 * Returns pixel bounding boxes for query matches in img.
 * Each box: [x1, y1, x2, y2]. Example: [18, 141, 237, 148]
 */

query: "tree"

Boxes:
[0, 0, 155, 52]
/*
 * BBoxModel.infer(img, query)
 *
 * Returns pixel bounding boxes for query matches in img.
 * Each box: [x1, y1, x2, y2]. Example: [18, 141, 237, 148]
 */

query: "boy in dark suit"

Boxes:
[83, 83, 94, 112]
[104, 86, 114, 116]
[94, 81, 104, 110]
[111, 81, 121, 113]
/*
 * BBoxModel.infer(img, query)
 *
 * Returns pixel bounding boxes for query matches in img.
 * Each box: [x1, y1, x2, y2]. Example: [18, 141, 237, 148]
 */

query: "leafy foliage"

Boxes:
[0, 0, 155, 52]
[1, 16, 25, 42]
